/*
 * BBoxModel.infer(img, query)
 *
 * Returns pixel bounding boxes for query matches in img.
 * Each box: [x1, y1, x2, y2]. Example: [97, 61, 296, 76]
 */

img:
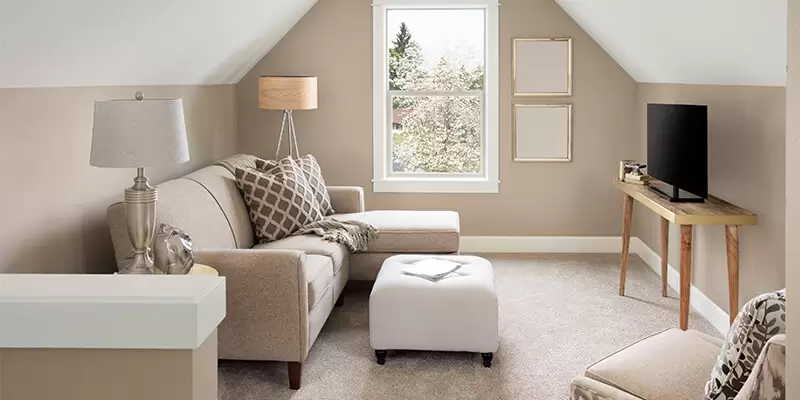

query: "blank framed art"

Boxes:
[513, 38, 573, 96]
[513, 104, 572, 162]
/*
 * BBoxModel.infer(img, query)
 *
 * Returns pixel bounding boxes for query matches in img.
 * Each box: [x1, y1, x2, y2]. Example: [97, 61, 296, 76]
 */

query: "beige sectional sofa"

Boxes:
[106, 165, 460, 389]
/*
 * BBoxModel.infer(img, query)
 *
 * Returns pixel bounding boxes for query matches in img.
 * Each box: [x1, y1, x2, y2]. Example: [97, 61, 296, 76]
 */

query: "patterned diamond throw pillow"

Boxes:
[704, 288, 786, 400]
[234, 158, 323, 243]
[256, 154, 334, 216]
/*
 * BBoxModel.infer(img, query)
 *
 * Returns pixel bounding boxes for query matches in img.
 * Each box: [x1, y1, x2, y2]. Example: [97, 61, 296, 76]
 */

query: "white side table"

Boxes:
[0, 274, 226, 400]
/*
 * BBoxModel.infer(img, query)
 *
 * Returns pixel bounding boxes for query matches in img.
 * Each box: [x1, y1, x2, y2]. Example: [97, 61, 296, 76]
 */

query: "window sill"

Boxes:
[373, 177, 499, 193]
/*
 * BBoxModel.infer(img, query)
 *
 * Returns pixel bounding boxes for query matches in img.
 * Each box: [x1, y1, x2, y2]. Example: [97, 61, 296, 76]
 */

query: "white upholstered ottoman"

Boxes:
[369, 255, 499, 367]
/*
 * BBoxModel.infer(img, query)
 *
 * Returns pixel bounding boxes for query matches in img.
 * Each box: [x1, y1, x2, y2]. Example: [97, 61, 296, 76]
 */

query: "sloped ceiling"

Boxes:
[556, 0, 787, 86]
[0, 0, 318, 88]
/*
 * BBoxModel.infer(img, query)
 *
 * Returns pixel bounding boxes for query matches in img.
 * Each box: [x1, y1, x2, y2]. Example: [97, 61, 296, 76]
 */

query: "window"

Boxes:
[372, 0, 499, 193]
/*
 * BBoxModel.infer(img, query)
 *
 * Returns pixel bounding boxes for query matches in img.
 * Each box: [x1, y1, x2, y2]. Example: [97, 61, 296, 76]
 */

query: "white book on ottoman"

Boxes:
[369, 255, 499, 367]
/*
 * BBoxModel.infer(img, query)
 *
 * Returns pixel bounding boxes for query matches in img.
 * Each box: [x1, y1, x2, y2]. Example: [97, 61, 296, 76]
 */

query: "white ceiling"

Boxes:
[0, 0, 318, 88]
[556, 0, 787, 86]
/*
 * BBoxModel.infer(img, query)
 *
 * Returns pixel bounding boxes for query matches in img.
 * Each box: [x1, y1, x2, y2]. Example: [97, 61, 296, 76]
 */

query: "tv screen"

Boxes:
[647, 103, 708, 199]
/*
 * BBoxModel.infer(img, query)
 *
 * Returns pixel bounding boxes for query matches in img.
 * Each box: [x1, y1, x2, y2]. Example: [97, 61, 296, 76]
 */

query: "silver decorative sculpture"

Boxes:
[153, 224, 194, 275]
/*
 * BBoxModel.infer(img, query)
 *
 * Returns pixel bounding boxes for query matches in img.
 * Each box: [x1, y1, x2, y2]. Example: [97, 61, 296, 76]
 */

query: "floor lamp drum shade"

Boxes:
[258, 76, 318, 110]
[258, 76, 318, 159]
[90, 98, 189, 168]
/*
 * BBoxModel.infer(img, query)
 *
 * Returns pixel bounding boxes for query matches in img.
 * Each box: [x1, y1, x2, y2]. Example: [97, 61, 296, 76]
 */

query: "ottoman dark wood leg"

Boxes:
[375, 350, 387, 365]
[335, 295, 344, 307]
[481, 353, 493, 368]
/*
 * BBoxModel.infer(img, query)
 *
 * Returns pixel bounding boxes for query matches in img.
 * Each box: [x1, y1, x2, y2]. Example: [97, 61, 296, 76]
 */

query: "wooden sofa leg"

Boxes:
[288, 362, 302, 390]
[335, 295, 344, 307]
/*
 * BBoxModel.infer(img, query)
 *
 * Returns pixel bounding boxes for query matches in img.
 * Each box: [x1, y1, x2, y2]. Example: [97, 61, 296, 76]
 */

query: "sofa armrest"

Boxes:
[194, 249, 310, 362]
[328, 186, 365, 214]
[570, 376, 642, 400]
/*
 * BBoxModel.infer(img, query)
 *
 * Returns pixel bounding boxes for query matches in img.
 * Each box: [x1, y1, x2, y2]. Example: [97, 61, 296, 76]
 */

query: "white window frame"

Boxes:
[372, 0, 499, 193]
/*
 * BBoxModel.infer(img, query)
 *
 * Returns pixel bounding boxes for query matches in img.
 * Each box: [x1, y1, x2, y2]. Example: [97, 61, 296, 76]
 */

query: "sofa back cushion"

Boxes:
[185, 166, 255, 249]
[107, 172, 242, 270]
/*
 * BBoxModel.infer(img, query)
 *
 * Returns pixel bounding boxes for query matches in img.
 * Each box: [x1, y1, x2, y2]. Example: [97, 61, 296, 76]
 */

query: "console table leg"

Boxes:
[679, 225, 693, 331]
[725, 225, 740, 325]
[619, 195, 634, 296]
[660, 217, 669, 297]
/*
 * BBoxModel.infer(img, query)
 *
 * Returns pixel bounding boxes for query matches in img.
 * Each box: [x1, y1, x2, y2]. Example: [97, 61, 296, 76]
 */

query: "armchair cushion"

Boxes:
[585, 328, 721, 400]
[705, 289, 786, 400]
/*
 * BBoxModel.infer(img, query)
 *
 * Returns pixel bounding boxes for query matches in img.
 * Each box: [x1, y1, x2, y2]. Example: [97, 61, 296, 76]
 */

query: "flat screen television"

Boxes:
[647, 103, 708, 202]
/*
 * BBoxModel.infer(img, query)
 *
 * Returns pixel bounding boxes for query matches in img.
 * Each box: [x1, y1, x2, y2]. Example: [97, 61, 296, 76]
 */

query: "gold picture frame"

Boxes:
[513, 104, 572, 162]
[513, 37, 573, 96]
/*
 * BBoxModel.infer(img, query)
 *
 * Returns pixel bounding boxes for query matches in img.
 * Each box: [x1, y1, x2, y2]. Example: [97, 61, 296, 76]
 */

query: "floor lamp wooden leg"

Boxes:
[660, 217, 669, 297]
[679, 225, 693, 331]
[725, 225, 740, 325]
[619, 195, 634, 296]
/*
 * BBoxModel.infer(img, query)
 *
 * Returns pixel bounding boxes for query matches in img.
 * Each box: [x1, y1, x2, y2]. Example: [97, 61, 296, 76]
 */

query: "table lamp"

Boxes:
[258, 76, 318, 159]
[90, 91, 189, 274]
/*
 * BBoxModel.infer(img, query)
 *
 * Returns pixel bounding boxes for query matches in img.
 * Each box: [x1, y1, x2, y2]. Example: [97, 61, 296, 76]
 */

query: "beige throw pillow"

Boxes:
[234, 158, 323, 243]
[256, 154, 335, 216]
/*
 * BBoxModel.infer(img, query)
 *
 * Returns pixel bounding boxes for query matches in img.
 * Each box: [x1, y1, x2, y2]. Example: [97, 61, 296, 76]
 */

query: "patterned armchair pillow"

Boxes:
[234, 157, 323, 243]
[256, 154, 335, 216]
[704, 289, 786, 400]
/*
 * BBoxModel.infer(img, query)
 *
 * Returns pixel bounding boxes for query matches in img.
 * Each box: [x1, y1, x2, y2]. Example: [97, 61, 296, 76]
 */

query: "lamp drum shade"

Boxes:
[259, 76, 318, 110]
[90, 98, 190, 168]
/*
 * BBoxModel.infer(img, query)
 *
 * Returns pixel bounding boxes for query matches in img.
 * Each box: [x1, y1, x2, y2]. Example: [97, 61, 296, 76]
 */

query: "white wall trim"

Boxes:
[460, 236, 729, 334]
[371, 2, 499, 194]
[460, 236, 623, 253]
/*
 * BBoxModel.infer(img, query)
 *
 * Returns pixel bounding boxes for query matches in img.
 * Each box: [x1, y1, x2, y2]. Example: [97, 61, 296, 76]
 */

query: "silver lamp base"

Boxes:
[118, 167, 158, 275]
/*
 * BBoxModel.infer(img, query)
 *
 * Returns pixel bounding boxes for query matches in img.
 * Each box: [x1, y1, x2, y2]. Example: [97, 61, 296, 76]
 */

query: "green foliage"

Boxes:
[388, 23, 485, 174]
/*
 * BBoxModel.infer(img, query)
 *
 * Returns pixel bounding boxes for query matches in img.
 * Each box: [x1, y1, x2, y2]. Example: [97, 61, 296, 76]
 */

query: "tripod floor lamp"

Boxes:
[258, 76, 318, 159]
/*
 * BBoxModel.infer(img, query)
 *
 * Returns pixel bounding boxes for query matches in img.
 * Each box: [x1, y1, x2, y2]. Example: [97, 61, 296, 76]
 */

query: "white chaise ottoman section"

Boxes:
[369, 255, 498, 367]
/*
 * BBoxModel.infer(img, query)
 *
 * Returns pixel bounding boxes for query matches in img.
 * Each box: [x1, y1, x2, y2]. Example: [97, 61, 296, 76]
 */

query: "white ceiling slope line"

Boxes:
[0, 0, 318, 88]
[556, 0, 787, 86]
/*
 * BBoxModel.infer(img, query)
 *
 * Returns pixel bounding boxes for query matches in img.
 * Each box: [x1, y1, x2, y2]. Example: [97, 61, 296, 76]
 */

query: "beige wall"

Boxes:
[786, 0, 799, 396]
[237, 0, 638, 236]
[633, 83, 786, 313]
[0, 85, 237, 274]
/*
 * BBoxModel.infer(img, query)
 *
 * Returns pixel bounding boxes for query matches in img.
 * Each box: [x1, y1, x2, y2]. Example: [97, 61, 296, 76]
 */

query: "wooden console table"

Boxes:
[614, 179, 757, 330]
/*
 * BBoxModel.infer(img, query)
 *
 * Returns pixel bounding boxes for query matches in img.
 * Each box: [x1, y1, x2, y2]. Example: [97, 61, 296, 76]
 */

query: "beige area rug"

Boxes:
[219, 254, 719, 400]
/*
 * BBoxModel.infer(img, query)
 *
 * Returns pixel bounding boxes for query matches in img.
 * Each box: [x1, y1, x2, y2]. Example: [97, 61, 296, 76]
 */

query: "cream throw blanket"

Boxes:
[218, 154, 377, 252]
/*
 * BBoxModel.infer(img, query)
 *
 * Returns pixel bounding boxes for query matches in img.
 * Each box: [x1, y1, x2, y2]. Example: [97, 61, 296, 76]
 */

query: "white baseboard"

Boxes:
[460, 236, 729, 335]
[459, 236, 623, 253]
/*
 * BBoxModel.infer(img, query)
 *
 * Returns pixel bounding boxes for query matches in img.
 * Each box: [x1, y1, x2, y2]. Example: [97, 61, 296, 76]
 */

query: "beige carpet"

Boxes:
[219, 254, 719, 400]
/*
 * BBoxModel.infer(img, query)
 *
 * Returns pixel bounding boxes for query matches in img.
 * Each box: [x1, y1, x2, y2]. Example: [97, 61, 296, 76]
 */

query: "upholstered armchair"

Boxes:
[570, 290, 786, 400]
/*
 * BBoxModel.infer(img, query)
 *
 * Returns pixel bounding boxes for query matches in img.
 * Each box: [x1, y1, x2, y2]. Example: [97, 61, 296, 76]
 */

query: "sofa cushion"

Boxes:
[586, 328, 721, 400]
[705, 289, 786, 400]
[257, 154, 335, 216]
[305, 255, 333, 310]
[333, 211, 459, 253]
[254, 235, 347, 275]
[234, 158, 323, 242]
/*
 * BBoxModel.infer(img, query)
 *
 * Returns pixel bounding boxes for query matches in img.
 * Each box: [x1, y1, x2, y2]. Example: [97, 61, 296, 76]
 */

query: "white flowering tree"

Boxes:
[389, 24, 484, 174]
